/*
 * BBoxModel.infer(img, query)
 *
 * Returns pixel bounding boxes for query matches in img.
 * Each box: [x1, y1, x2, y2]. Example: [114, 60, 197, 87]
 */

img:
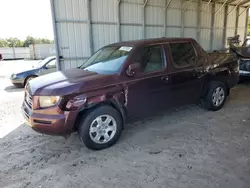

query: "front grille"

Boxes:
[21, 108, 30, 120]
[25, 91, 33, 109]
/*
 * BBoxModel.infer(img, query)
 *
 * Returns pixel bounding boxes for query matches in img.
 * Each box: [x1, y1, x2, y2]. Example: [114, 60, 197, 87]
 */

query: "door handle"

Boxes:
[161, 76, 169, 82]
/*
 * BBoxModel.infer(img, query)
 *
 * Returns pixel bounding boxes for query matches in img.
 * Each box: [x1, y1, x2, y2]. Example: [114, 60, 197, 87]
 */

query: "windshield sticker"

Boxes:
[119, 46, 133, 52]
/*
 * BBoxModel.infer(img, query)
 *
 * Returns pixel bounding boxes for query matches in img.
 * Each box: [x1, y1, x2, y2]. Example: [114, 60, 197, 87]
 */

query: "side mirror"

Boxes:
[126, 62, 141, 77]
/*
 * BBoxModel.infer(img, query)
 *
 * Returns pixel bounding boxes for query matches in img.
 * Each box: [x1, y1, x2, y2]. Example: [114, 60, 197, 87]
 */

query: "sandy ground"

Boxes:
[0, 61, 250, 188]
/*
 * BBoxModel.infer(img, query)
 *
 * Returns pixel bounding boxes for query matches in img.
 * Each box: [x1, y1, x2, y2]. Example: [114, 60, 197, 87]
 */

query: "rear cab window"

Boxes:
[169, 42, 197, 68]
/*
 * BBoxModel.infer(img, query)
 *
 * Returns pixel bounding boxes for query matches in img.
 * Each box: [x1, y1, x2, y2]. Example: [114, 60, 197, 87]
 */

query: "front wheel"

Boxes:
[201, 81, 227, 111]
[77, 106, 123, 150]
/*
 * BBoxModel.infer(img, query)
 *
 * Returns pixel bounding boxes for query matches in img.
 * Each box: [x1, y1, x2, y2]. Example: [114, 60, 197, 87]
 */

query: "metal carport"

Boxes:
[50, 0, 250, 70]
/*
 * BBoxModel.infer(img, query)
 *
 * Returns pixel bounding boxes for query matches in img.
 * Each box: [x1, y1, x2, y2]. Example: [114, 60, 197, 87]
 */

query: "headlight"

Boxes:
[39, 96, 60, 108]
[11, 74, 17, 79]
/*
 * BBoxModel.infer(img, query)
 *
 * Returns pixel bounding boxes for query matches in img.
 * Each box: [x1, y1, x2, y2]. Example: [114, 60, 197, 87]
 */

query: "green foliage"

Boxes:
[0, 36, 53, 48]
[23, 35, 54, 47]
[6, 37, 23, 47]
[0, 39, 8, 47]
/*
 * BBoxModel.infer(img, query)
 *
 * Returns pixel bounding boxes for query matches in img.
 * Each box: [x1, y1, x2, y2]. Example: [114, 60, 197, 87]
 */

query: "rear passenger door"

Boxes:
[167, 42, 203, 106]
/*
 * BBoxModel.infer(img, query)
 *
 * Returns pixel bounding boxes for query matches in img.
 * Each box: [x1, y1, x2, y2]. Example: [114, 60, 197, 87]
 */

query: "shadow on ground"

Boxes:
[4, 85, 24, 92]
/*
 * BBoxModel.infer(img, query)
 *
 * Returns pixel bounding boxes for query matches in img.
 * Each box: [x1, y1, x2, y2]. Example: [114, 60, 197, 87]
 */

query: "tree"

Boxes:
[23, 35, 36, 47]
[6, 37, 23, 47]
[0, 39, 8, 47]
[23, 36, 53, 47]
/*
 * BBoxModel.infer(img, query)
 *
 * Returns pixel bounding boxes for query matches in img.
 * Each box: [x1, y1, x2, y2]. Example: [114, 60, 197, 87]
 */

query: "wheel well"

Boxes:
[24, 75, 37, 86]
[201, 80, 230, 98]
[74, 101, 126, 131]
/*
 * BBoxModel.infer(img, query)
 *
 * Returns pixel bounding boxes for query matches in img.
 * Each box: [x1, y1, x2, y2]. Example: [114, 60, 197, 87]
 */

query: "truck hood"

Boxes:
[231, 47, 250, 58]
[28, 68, 115, 96]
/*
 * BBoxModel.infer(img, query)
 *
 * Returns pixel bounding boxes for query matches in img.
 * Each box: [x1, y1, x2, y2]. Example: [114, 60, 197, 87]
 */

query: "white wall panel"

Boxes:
[238, 7, 247, 28]
[92, 25, 118, 52]
[201, 2, 212, 28]
[91, 0, 117, 22]
[167, 9, 181, 26]
[213, 29, 224, 50]
[121, 26, 143, 41]
[56, 22, 91, 58]
[120, 2, 143, 24]
[169, 0, 182, 9]
[185, 10, 197, 27]
[147, 0, 165, 6]
[226, 29, 236, 41]
[238, 28, 246, 45]
[184, 28, 197, 40]
[166, 28, 181, 37]
[214, 3, 225, 28]
[200, 28, 211, 51]
[145, 26, 164, 38]
[227, 5, 236, 28]
[54, 0, 88, 20]
[145, 6, 164, 25]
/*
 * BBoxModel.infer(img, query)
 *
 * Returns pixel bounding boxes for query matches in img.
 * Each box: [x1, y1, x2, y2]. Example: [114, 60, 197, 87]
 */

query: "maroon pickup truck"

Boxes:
[21, 38, 239, 150]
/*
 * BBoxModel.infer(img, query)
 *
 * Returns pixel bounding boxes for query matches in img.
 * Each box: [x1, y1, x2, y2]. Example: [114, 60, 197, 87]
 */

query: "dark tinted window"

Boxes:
[170, 42, 196, 67]
[140, 46, 164, 72]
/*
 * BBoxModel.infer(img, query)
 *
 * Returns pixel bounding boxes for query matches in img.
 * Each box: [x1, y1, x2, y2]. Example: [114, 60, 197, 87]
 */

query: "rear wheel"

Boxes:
[77, 106, 123, 150]
[202, 81, 227, 111]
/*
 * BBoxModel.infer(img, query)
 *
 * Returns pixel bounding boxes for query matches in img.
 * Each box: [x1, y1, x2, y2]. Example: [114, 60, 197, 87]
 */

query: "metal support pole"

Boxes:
[214, 0, 230, 15]
[227, 0, 243, 16]
[238, 4, 250, 17]
[164, 0, 167, 36]
[50, 0, 61, 70]
[235, 6, 239, 36]
[197, 0, 201, 42]
[223, 5, 228, 48]
[244, 7, 249, 40]
[238, 0, 250, 7]
[201, 0, 212, 12]
[164, 0, 173, 36]
[117, 0, 121, 41]
[143, 0, 148, 39]
[165, 0, 173, 9]
[181, 0, 185, 37]
[87, 0, 94, 55]
[210, 3, 215, 51]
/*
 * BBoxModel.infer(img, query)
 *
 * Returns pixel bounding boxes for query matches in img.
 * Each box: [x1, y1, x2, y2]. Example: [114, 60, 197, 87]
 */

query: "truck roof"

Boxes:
[108, 37, 195, 47]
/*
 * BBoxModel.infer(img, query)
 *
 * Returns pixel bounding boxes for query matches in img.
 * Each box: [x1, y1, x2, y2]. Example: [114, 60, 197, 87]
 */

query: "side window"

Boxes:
[141, 46, 164, 73]
[170, 42, 196, 68]
[46, 59, 56, 69]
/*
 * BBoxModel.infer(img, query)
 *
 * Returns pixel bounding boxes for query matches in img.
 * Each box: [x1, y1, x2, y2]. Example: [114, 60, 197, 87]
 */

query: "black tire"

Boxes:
[201, 81, 227, 111]
[77, 105, 123, 150]
[24, 76, 37, 87]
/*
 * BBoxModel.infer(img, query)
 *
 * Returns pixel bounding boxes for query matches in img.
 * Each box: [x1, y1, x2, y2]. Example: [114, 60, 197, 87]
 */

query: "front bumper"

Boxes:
[239, 70, 250, 77]
[10, 78, 24, 85]
[21, 100, 78, 136]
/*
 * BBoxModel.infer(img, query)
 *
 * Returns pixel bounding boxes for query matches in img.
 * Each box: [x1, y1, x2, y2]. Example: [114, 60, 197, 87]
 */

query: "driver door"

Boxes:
[39, 59, 57, 76]
[125, 45, 171, 120]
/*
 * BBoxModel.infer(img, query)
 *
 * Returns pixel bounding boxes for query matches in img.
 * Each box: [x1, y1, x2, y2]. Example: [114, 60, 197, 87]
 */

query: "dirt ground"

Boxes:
[0, 62, 250, 188]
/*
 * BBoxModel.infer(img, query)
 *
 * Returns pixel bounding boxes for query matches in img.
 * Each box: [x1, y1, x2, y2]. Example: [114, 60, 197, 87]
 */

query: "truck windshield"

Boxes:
[80, 46, 133, 74]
